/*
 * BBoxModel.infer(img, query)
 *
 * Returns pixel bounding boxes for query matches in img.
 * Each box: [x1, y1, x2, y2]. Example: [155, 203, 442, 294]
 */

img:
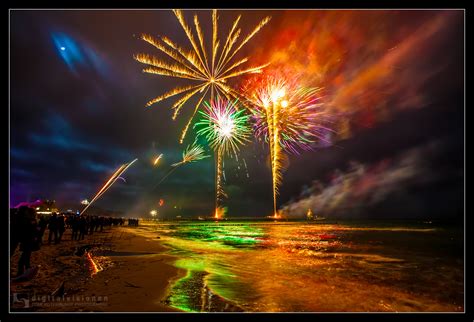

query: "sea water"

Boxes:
[144, 220, 463, 312]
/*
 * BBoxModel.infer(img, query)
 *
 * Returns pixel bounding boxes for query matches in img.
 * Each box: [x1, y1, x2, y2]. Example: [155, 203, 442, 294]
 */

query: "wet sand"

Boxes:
[10, 226, 183, 312]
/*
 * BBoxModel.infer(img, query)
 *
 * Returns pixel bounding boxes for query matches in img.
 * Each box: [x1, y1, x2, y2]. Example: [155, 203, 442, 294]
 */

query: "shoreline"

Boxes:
[10, 225, 184, 312]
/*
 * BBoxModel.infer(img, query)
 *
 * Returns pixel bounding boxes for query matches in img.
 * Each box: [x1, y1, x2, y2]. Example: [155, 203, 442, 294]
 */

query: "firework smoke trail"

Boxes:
[194, 98, 251, 218]
[135, 9, 271, 143]
[80, 158, 138, 215]
[244, 76, 334, 217]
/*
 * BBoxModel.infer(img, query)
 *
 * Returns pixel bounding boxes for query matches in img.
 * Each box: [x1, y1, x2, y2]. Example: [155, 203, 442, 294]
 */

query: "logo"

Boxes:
[12, 293, 30, 308]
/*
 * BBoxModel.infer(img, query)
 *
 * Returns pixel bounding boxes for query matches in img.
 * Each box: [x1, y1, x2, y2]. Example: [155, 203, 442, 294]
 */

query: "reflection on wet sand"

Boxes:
[139, 221, 463, 312]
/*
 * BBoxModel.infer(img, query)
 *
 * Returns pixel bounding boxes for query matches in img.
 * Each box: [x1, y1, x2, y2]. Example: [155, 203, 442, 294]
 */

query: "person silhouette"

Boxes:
[47, 213, 59, 245]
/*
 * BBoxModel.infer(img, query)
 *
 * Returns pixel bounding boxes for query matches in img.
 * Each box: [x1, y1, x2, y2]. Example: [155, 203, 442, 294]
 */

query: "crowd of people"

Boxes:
[10, 206, 139, 277]
[127, 218, 139, 226]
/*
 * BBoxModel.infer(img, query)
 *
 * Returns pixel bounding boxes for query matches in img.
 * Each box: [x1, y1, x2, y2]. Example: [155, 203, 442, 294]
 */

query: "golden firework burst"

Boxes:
[134, 9, 271, 143]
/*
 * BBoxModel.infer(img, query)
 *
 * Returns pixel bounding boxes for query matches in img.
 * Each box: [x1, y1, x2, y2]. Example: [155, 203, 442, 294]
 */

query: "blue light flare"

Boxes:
[51, 31, 109, 78]
[51, 32, 85, 73]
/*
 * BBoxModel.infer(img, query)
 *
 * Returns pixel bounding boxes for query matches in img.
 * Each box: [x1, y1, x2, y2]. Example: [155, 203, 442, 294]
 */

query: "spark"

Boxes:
[153, 153, 163, 166]
[135, 9, 271, 143]
[172, 141, 210, 167]
[215, 147, 226, 213]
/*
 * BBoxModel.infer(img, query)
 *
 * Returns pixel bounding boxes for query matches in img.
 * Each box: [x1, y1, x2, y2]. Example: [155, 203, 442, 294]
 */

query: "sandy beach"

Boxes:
[10, 224, 183, 312]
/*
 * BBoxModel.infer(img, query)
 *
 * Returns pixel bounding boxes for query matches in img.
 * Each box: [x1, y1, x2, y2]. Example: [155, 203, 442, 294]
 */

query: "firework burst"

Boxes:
[152, 142, 209, 191]
[244, 75, 334, 217]
[195, 98, 252, 157]
[135, 9, 271, 143]
[172, 141, 209, 167]
[194, 98, 251, 217]
[250, 78, 333, 153]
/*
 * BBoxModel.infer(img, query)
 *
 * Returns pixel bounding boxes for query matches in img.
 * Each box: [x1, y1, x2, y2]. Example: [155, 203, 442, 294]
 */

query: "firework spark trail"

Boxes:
[194, 98, 251, 217]
[81, 159, 137, 215]
[86, 165, 126, 207]
[179, 86, 210, 144]
[135, 9, 271, 142]
[272, 98, 281, 216]
[152, 142, 209, 191]
[153, 154, 164, 165]
[172, 141, 209, 167]
[244, 75, 334, 217]
[215, 147, 226, 217]
[243, 158, 250, 178]
[80, 158, 138, 215]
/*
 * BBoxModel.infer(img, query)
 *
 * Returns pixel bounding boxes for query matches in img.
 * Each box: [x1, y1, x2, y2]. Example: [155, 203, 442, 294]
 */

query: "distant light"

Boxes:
[81, 199, 89, 205]
[150, 210, 157, 217]
[36, 207, 40, 210]
[60, 46, 66, 51]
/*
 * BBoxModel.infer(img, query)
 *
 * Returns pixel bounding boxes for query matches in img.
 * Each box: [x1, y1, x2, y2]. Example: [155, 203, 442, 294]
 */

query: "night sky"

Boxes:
[9, 9, 464, 219]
